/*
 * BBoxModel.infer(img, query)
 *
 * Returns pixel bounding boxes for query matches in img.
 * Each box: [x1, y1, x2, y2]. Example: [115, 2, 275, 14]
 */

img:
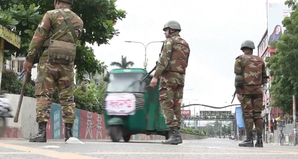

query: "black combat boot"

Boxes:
[29, 122, 47, 142]
[238, 131, 254, 147]
[255, 132, 263, 147]
[65, 123, 73, 142]
[162, 126, 182, 145]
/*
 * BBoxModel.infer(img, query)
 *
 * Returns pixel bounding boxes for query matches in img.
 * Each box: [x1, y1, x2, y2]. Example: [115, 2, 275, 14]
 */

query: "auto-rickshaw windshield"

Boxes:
[106, 73, 145, 93]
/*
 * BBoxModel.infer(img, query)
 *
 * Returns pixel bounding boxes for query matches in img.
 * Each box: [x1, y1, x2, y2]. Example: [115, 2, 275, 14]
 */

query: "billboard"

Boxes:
[199, 111, 232, 117]
[235, 107, 245, 129]
[267, 1, 292, 52]
[181, 110, 191, 116]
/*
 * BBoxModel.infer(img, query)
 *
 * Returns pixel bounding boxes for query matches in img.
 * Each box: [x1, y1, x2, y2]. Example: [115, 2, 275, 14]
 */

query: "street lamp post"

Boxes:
[125, 41, 164, 70]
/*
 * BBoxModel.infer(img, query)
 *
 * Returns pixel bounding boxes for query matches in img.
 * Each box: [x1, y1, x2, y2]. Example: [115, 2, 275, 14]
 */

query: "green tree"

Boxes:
[203, 124, 216, 136]
[285, 0, 297, 10]
[221, 124, 231, 135]
[0, 0, 126, 79]
[267, 1, 297, 113]
[110, 55, 134, 68]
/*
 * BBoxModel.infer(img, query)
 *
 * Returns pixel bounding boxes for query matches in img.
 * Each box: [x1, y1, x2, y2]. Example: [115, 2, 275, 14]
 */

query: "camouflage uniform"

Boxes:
[234, 40, 267, 147]
[155, 32, 189, 128]
[154, 20, 190, 145]
[26, 0, 83, 142]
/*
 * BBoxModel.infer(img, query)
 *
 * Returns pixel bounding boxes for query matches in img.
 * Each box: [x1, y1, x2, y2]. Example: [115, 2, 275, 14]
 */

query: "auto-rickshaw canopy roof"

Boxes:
[110, 68, 147, 74]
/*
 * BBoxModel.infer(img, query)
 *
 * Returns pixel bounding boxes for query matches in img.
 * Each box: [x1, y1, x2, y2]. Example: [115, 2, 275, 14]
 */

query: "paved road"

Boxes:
[0, 138, 297, 159]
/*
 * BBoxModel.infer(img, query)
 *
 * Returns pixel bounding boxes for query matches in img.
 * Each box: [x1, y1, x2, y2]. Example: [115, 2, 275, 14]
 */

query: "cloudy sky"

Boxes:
[89, 0, 270, 114]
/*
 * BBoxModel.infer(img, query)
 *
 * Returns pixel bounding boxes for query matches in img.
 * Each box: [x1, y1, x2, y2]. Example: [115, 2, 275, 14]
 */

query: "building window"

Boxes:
[17, 60, 24, 73]
[11, 61, 15, 71]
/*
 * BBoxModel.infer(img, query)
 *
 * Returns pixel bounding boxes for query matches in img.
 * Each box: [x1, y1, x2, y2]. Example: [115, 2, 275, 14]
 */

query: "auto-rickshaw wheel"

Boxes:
[123, 134, 131, 142]
[110, 125, 123, 142]
[0, 117, 7, 138]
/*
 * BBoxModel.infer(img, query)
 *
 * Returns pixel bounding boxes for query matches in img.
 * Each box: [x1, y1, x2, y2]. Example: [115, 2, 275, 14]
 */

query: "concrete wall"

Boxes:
[3, 93, 208, 141]
[4, 94, 38, 138]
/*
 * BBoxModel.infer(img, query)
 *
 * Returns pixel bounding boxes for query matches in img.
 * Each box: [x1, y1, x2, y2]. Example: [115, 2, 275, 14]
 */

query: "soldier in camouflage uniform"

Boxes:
[150, 20, 190, 145]
[234, 40, 267, 147]
[23, 0, 83, 142]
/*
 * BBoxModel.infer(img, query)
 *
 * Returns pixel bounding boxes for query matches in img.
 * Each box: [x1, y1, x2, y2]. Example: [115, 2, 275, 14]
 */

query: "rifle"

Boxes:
[139, 42, 165, 88]
[121, 43, 164, 91]
[142, 64, 157, 82]
[123, 65, 157, 91]
[14, 70, 32, 123]
[143, 42, 164, 83]
[231, 88, 238, 104]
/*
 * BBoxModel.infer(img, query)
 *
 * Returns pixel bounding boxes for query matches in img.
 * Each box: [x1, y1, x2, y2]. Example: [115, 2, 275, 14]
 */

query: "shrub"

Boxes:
[180, 127, 208, 136]
[2, 69, 107, 114]
[73, 78, 106, 114]
[1, 69, 35, 97]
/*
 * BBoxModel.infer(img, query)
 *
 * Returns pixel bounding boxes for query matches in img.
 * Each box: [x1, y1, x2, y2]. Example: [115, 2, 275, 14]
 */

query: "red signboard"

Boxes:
[181, 110, 191, 116]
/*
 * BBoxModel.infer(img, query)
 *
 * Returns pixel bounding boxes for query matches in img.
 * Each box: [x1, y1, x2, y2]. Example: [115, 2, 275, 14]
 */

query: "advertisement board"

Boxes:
[267, 0, 292, 52]
[181, 110, 191, 116]
[199, 111, 232, 117]
[235, 107, 245, 129]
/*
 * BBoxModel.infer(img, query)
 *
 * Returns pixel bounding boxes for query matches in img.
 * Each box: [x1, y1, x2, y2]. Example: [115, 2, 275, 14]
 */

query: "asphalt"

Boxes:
[0, 138, 297, 159]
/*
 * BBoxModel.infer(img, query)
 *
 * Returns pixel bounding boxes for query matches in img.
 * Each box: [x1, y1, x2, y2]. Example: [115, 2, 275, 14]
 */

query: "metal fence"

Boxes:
[270, 123, 298, 146]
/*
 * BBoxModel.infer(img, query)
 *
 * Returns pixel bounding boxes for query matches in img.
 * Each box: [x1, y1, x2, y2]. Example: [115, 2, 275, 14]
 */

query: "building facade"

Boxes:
[5, 56, 38, 80]
[257, 29, 282, 134]
[6, 55, 106, 85]
[257, 0, 292, 141]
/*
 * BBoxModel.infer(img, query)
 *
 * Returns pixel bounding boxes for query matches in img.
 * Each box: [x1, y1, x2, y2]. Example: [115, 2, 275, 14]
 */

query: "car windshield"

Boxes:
[106, 73, 145, 93]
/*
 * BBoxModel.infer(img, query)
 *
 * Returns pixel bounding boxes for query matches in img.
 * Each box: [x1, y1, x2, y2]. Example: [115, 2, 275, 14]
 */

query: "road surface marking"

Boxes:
[85, 151, 298, 155]
[182, 145, 298, 154]
[0, 152, 31, 154]
[0, 143, 100, 159]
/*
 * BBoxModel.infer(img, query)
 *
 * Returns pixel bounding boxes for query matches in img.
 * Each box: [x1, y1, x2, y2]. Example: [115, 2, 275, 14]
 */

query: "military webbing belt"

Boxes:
[43, 9, 77, 47]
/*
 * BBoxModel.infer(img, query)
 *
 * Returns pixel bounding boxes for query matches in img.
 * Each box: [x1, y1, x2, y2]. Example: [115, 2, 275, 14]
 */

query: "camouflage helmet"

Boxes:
[163, 20, 181, 31]
[57, 0, 74, 5]
[240, 40, 255, 50]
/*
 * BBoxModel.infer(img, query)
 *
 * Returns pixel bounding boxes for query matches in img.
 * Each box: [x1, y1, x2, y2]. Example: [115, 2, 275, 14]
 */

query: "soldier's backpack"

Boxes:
[241, 55, 263, 86]
[44, 8, 78, 65]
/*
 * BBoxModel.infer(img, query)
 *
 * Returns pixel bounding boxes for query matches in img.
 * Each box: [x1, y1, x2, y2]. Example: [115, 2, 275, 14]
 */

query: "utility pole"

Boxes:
[219, 120, 222, 137]
[230, 122, 233, 135]
[194, 106, 197, 130]
[188, 101, 190, 127]
[293, 95, 297, 146]
[267, 79, 272, 143]
[125, 41, 163, 70]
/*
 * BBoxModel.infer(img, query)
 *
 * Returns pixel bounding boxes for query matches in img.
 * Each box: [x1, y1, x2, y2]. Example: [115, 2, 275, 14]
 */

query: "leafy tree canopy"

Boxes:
[267, 0, 298, 113]
[0, 0, 126, 79]
[110, 55, 134, 69]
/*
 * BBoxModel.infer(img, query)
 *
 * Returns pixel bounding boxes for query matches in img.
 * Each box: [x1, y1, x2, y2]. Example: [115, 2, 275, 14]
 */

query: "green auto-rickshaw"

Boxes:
[103, 68, 170, 142]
